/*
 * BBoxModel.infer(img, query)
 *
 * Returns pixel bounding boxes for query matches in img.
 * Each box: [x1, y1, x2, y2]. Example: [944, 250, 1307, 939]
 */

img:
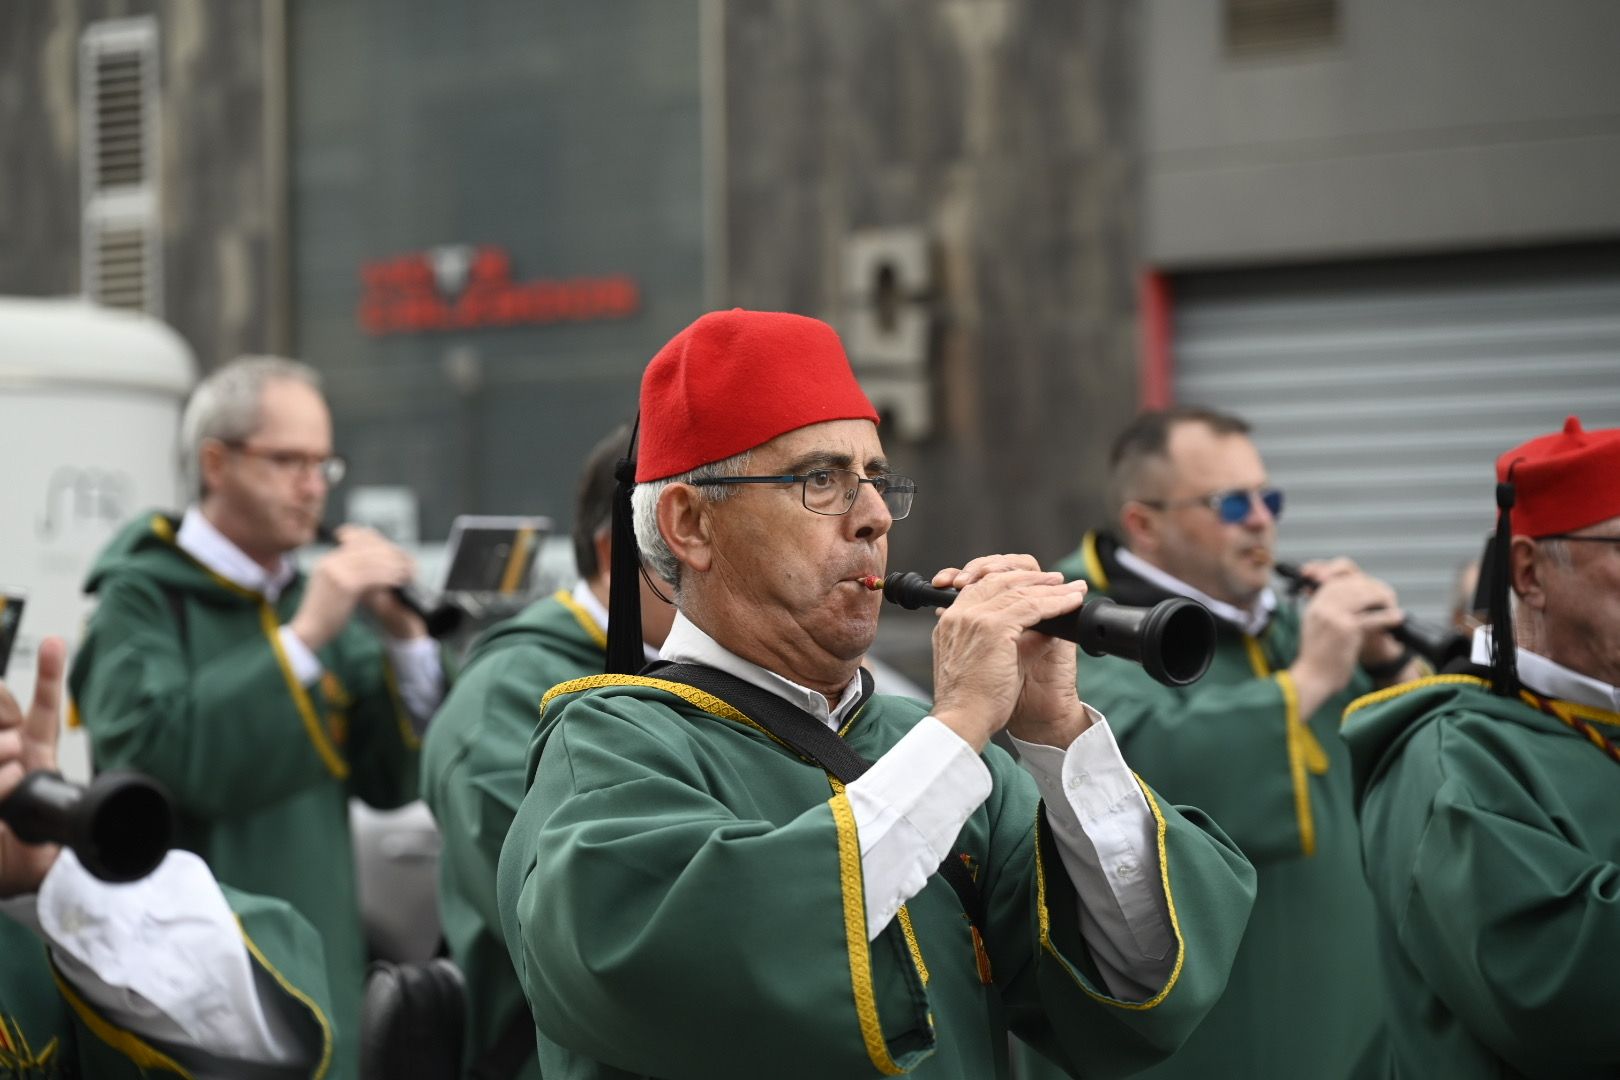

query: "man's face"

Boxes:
[697, 418, 892, 672]
[209, 379, 333, 557]
[1533, 517, 1620, 686]
[1138, 424, 1277, 607]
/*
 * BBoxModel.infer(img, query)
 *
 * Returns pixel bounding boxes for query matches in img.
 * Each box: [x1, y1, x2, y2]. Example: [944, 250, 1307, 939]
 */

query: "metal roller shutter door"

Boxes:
[1173, 246, 1620, 623]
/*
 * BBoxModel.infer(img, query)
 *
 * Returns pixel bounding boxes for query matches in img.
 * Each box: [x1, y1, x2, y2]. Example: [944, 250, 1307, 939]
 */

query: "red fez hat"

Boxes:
[634, 309, 878, 482]
[1496, 416, 1620, 538]
[1482, 416, 1620, 698]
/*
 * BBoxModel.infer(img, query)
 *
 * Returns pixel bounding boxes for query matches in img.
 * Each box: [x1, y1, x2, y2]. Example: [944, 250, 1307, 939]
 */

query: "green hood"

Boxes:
[1341, 674, 1521, 814]
[463, 591, 606, 676]
[82, 510, 235, 597]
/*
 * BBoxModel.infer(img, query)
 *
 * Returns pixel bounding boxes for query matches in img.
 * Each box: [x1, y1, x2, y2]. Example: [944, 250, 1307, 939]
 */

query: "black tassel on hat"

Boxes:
[605, 417, 647, 675]
[1486, 477, 1520, 699]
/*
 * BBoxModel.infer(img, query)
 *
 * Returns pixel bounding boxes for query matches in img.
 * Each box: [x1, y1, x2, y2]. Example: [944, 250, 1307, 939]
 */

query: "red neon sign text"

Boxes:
[359, 246, 640, 335]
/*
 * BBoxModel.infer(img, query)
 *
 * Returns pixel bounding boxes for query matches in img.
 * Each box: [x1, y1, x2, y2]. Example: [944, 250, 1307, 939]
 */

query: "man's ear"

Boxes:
[1510, 535, 1548, 611]
[657, 484, 713, 578]
[1119, 501, 1158, 555]
[197, 438, 227, 499]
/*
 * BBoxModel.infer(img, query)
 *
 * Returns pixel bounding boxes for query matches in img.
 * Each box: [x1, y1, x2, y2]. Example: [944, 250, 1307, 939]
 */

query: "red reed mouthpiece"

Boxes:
[859, 575, 884, 591]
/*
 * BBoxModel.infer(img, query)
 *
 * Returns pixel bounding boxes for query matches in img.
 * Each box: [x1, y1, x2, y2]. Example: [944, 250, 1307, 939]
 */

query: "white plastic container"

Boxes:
[0, 298, 195, 781]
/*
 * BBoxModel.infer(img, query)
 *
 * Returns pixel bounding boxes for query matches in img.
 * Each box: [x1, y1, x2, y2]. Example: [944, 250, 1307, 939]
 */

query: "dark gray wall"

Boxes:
[289, 0, 706, 538]
[722, 0, 1143, 582]
[1144, 0, 1620, 267]
[0, 0, 280, 365]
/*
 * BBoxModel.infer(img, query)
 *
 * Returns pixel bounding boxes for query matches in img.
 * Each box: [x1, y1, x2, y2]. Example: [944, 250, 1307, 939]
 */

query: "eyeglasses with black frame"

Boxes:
[220, 439, 348, 485]
[689, 468, 916, 520]
[1138, 486, 1284, 525]
[1536, 533, 1620, 546]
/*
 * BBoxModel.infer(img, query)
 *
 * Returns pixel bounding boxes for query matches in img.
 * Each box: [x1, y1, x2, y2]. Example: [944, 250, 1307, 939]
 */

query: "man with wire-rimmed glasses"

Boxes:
[1040, 404, 1422, 1080]
[70, 356, 444, 1077]
[495, 310, 1256, 1080]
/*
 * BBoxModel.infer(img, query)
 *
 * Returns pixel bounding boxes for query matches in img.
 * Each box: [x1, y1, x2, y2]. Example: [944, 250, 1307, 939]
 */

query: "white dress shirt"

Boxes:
[658, 613, 1174, 1000]
[177, 507, 445, 728]
[1114, 547, 1277, 635]
[1470, 628, 1620, 711]
[0, 851, 309, 1076]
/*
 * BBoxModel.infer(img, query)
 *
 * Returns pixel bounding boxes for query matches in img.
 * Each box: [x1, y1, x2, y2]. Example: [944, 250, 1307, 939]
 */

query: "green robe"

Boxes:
[0, 883, 335, 1079]
[421, 590, 607, 1080]
[1342, 672, 1620, 1079]
[1025, 531, 1385, 1080]
[68, 513, 423, 1079]
[496, 672, 1257, 1080]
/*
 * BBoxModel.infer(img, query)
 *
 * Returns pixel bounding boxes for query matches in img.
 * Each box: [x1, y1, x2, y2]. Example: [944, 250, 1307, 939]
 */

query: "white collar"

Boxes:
[1470, 628, 1620, 713]
[1114, 547, 1277, 636]
[176, 507, 299, 601]
[572, 580, 661, 664]
[658, 612, 866, 731]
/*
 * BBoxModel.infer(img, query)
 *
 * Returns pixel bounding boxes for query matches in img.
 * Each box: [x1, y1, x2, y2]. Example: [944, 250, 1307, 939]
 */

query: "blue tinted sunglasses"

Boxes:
[1141, 487, 1285, 525]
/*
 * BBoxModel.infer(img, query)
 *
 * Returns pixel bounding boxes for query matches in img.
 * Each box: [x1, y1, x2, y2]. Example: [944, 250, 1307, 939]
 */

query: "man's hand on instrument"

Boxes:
[1290, 565, 1405, 715]
[929, 555, 1091, 752]
[0, 638, 66, 897]
[291, 525, 425, 649]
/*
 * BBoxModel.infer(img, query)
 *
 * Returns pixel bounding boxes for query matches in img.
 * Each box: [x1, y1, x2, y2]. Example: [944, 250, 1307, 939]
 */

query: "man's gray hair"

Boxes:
[181, 356, 322, 498]
[632, 449, 753, 591]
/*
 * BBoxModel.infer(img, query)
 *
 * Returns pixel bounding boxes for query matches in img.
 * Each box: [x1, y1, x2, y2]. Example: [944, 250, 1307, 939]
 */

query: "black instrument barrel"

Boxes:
[0, 770, 174, 883]
[878, 571, 1215, 687]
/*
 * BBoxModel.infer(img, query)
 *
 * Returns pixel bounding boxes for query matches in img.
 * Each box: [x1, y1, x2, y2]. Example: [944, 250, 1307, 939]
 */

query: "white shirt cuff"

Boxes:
[277, 624, 324, 686]
[22, 849, 305, 1067]
[1013, 710, 1174, 998]
[845, 716, 993, 941]
[385, 635, 447, 731]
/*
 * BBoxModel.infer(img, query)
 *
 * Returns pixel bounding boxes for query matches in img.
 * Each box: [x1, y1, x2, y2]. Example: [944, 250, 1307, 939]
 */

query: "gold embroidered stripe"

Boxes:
[53, 970, 193, 1076]
[381, 656, 421, 752]
[1277, 671, 1316, 858]
[1080, 531, 1110, 589]
[240, 921, 334, 1079]
[260, 603, 349, 780]
[553, 589, 608, 650]
[539, 674, 799, 756]
[1342, 674, 1491, 721]
[1035, 776, 1186, 1010]
[830, 791, 904, 1075]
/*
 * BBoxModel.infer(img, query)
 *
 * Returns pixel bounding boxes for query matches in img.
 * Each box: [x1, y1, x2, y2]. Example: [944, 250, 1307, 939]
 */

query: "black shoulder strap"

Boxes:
[649, 661, 987, 932]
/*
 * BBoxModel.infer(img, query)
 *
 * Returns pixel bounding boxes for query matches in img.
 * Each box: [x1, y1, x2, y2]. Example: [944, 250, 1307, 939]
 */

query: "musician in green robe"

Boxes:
[1343, 416, 1620, 1079]
[497, 310, 1257, 1079]
[1, 638, 336, 1079]
[1040, 406, 1423, 1080]
[68, 358, 446, 1076]
[421, 425, 674, 1079]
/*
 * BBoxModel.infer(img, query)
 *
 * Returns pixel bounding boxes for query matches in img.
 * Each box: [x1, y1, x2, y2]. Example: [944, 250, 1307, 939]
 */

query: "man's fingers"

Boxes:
[24, 638, 66, 746]
[940, 554, 1043, 589]
[947, 575, 1087, 631]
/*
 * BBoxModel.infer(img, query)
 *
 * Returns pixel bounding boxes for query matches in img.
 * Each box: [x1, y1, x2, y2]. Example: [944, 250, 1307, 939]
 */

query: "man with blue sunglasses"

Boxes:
[1034, 405, 1424, 1080]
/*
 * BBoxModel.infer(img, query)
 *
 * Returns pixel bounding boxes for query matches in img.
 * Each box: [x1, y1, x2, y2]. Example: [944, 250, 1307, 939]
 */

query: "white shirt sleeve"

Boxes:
[276, 625, 323, 686]
[844, 716, 994, 941]
[384, 636, 447, 733]
[0, 850, 311, 1074]
[1012, 718, 1174, 1000]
